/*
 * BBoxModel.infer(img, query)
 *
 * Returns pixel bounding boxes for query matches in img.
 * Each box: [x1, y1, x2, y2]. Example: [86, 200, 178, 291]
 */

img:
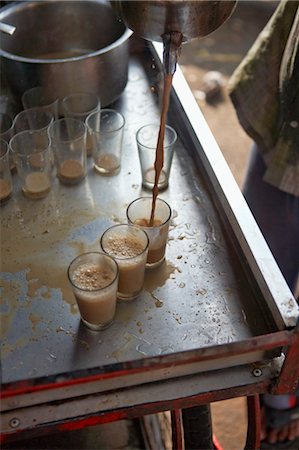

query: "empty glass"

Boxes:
[14, 107, 54, 135]
[22, 86, 59, 119]
[62, 92, 100, 121]
[86, 109, 125, 175]
[0, 112, 14, 143]
[10, 130, 52, 199]
[0, 112, 15, 171]
[0, 139, 13, 204]
[136, 123, 177, 191]
[62, 92, 101, 155]
[49, 118, 87, 185]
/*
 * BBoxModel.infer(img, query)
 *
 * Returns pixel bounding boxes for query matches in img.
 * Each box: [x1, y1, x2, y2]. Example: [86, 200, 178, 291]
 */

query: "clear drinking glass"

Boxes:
[10, 130, 52, 199]
[86, 109, 125, 175]
[68, 252, 119, 331]
[0, 113, 15, 172]
[0, 112, 14, 143]
[0, 139, 13, 205]
[62, 92, 101, 155]
[22, 86, 59, 119]
[49, 118, 87, 185]
[14, 107, 54, 135]
[136, 123, 177, 191]
[126, 197, 172, 269]
[100, 224, 149, 301]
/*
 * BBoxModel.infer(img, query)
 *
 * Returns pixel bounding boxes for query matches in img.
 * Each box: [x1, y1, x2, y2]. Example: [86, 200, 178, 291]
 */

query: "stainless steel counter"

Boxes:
[1, 42, 298, 436]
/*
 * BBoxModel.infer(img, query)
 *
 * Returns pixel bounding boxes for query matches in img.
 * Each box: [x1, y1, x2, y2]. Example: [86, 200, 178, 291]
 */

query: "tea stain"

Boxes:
[150, 293, 164, 308]
[144, 260, 177, 292]
[26, 272, 43, 298]
[1, 336, 29, 358]
[0, 277, 22, 336]
[28, 312, 42, 332]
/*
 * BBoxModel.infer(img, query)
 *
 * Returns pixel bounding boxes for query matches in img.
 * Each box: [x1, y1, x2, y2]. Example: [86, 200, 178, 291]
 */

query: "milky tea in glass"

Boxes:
[126, 197, 172, 269]
[68, 252, 118, 331]
[100, 224, 149, 301]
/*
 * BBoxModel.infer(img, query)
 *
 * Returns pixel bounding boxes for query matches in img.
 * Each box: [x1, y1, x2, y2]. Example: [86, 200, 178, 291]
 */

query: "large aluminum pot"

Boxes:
[0, 0, 132, 107]
[112, 0, 237, 43]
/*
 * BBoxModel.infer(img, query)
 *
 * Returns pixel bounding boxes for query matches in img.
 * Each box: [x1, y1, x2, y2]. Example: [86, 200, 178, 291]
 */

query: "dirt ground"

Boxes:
[178, 2, 277, 449]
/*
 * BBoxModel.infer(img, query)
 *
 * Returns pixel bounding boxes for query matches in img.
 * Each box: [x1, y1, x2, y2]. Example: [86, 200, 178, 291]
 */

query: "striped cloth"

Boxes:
[228, 1, 299, 197]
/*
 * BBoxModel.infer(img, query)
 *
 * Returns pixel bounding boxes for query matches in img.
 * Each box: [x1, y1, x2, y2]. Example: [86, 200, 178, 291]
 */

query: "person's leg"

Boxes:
[242, 144, 299, 446]
[242, 144, 299, 293]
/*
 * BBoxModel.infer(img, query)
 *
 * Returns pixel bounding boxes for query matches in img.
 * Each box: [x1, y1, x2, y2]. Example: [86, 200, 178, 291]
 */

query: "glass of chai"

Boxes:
[86, 109, 125, 175]
[0, 139, 13, 205]
[100, 224, 149, 301]
[136, 123, 177, 191]
[126, 197, 172, 269]
[49, 118, 87, 185]
[68, 252, 119, 331]
[10, 130, 52, 199]
[61, 92, 101, 156]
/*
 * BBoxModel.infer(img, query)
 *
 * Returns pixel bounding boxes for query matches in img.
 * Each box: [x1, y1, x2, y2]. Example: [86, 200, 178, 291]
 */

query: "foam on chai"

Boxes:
[100, 224, 149, 301]
[68, 252, 118, 331]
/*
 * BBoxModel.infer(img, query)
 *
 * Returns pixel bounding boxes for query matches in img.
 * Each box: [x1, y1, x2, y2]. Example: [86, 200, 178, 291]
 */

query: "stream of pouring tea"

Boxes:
[149, 31, 183, 226]
[149, 73, 173, 226]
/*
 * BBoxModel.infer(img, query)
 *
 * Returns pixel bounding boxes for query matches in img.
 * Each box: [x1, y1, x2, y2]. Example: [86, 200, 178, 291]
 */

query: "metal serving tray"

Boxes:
[1, 40, 298, 434]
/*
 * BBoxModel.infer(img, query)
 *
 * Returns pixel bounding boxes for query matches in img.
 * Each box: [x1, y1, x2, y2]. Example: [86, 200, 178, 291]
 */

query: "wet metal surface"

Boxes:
[0, 54, 285, 386]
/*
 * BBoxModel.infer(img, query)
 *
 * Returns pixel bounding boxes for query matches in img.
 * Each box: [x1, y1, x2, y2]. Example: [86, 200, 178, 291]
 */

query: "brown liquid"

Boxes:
[58, 159, 85, 184]
[95, 154, 120, 174]
[72, 263, 116, 326]
[149, 73, 173, 226]
[147, 244, 167, 265]
[0, 179, 12, 203]
[134, 218, 166, 266]
[104, 235, 147, 299]
[23, 172, 51, 199]
[134, 218, 162, 227]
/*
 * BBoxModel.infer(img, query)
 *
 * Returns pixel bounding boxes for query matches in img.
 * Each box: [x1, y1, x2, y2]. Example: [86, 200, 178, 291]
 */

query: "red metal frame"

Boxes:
[271, 323, 299, 395]
[1, 329, 295, 399]
[244, 395, 261, 450]
[171, 410, 183, 450]
[0, 379, 272, 445]
[1, 326, 298, 447]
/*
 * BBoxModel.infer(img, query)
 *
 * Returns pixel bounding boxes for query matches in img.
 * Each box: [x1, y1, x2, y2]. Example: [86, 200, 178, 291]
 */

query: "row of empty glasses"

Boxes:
[0, 88, 127, 202]
[0, 87, 95, 142]
[0, 87, 177, 204]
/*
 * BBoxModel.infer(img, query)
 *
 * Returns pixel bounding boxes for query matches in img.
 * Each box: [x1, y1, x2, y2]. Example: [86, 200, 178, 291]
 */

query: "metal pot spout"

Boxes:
[111, 1, 238, 43]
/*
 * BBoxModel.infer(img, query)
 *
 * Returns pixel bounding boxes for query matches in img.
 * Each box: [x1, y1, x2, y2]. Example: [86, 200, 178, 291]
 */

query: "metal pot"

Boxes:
[112, 0, 237, 43]
[0, 0, 132, 107]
